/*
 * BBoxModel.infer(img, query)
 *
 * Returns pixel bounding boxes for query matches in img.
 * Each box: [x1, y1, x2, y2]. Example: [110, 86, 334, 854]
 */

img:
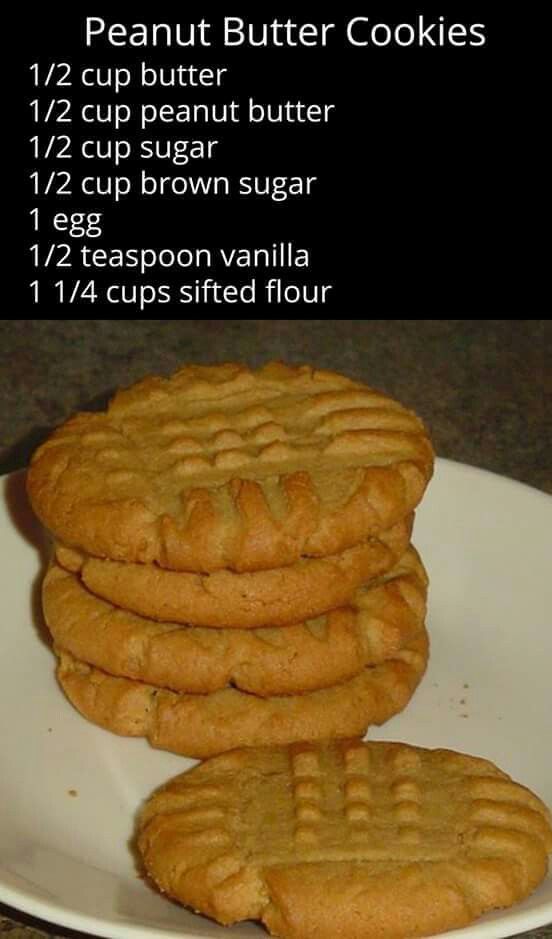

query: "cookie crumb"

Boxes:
[67, 788, 78, 797]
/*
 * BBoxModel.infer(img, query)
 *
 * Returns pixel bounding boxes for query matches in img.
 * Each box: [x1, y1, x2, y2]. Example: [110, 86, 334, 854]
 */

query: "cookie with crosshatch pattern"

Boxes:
[138, 739, 552, 939]
[45, 546, 427, 695]
[55, 627, 429, 758]
[27, 362, 434, 573]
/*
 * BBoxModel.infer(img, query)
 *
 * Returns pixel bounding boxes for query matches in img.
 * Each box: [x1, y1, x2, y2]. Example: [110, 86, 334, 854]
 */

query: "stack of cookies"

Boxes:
[27, 362, 552, 938]
[28, 362, 435, 759]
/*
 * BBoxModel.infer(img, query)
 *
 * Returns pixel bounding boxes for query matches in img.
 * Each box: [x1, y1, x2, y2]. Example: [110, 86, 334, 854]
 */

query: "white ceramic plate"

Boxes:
[1, 460, 551, 939]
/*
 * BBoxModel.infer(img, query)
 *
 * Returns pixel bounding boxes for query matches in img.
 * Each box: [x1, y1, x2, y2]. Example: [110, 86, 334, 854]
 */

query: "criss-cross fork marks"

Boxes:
[344, 741, 373, 831]
[73, 385, 428, 481]
[147, 743, 551, 873]
[245, 742, 552, 867]
[389, 747, 424, 844]
[28, 363, 434, 573]
[138, 742, 552, 933]
[343, 744, 424, 844]
[286, 743, 427, 859]
[291, 748, 324, 846]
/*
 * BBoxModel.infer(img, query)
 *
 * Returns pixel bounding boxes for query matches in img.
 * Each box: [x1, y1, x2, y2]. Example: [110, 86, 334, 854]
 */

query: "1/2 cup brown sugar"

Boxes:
[27, 362, 434, 573]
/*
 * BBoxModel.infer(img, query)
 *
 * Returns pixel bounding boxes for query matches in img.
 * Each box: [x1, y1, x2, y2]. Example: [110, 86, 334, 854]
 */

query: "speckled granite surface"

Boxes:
[3, 921, 550, 939]
[1, 320, 551, 491]
[0, 318, 550, 939]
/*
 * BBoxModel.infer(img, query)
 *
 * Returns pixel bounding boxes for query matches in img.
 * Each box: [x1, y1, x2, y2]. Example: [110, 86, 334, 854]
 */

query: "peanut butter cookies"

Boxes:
[31, 361, 432, 754]
[54, 515, 413, 628]
[44, 547, 428, 695]
[138, 739, 552, 939]
[25, 360, 552, 936]
[55, 629, 429, 758]
[27, 362, 434, 573]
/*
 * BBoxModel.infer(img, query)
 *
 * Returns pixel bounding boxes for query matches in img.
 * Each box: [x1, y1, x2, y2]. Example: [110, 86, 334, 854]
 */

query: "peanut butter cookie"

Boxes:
[28, 362, 433, 572]
[138, 739, 552, 938]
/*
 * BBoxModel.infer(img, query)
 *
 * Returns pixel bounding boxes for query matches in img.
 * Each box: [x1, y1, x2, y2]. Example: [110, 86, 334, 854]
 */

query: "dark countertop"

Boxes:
[0, 318, 550, 939]
[1, 320, 550, 492]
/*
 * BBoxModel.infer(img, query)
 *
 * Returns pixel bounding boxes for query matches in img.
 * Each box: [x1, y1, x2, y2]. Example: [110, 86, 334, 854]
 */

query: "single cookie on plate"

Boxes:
[27, 361, 434, 573]
[54, 515, 413, 629]
[137, 739, 552, 939]
[55, 627, 429, 758]
[44, 547, 428, 695]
